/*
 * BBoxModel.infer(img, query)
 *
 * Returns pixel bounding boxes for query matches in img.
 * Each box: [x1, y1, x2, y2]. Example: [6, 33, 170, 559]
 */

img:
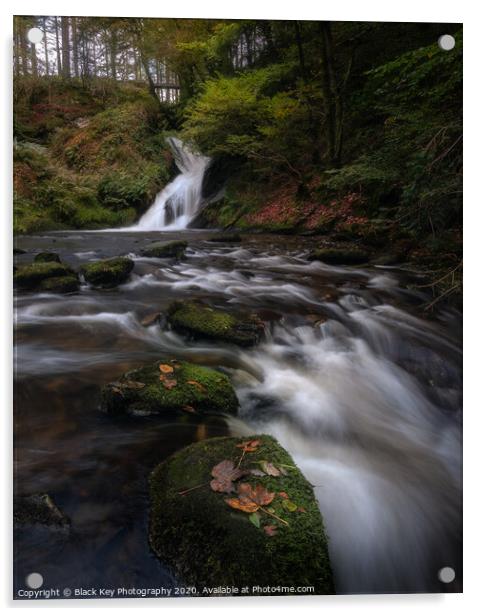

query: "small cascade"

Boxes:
[134, 137, 210, 230]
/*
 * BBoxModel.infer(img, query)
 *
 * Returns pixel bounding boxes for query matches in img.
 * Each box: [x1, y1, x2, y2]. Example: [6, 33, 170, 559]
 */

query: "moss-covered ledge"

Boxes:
[14, 262, 78, 291]
[167, 300, 265, 347]
[149, 435, 334, 594]
[101, 360, 238, 416]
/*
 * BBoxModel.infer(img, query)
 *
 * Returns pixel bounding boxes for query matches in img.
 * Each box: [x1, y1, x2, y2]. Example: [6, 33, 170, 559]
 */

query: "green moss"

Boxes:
[308, 247, 369, 265]
[81, 256, 134, 288]
[167, 301, 264, 347]
[149, 435, 334, 594]
[141, 240, 187, 259]
[38, 275, 80, 293]
[14, 262, 76, 290]
[34, 251, 61, 263]
[101, 360, 239, 416]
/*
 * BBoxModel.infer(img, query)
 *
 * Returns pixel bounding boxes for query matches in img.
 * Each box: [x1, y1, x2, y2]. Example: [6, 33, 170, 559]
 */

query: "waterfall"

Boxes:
[134, 137, 210, 230]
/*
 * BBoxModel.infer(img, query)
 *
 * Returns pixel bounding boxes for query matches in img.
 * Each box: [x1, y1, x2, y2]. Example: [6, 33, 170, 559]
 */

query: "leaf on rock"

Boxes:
[123, 380, 146, 390]
[278, 491, 289, 500]
[297, 506, 307, 513]
[264, 525, 278, 537]
[236, 439, 261, 452]
[182, 405, 196, 414]
[225, 482, 275, 513]
[162, 378, 177, 390]
[159, 364, 174, 374]
[248, 468, 266, 477]
[187, 380, 207, 393]
[282, 499, 298, 512]
[210, 460, 244, 493]
[249, 512, 261, 528]
[259, 460, 282, 476]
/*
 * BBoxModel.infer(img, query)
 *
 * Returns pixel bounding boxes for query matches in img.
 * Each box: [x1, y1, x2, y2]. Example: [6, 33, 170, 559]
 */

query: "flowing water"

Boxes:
[131, 138, 210, 231]
[13, 230, 462, 595]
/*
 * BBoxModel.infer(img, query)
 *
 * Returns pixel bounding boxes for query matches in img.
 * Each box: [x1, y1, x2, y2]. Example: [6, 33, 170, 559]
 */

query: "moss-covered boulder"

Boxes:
[38, 275, 80, 293]
[14, 494, 70, 530]
[81, 256, 134, 288]
[308, 247, 369, 265]
[34, 251, 61, 263]
[101, 360, 238, 416]
[149, 435, 334, 594]
[14, 262, 77, 290]
[167, 301, 264, 347]
[141, 240, 187, 259]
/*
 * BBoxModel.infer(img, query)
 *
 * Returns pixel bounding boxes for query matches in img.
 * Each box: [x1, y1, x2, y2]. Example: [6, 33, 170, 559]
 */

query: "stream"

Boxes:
[13, 229, 462, 595]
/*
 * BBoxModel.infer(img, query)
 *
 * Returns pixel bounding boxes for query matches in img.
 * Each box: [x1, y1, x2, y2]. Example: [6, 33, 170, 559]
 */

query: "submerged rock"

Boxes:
[14, 494, 70, 530]
[149, 435, 334, 594]
[167, 300, 264, 347]
[14, 262, 77, 290]
[141, 240, 187, 259]
[81, 256, 134, 288]
[308, 247, 369, 265]
[38, 275, 80, 293]
[101, 360, 238, 416]
[34, 251, 61, 263]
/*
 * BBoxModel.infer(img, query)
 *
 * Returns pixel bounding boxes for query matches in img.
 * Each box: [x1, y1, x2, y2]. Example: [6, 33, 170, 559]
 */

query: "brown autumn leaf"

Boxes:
[259, 460, 282, 476]
[182, 405, 196, 414]
[162, 378, 177, 390]
[210, 460, 244, 493]
[187, 380, 207, 393]
[236, 439, 261, 453]
[278, 491, 289, 500]
[225, 482, 275, 513]
[122, 380, 146, 390]
[159, 364, 174, 374]
[264, 525, 278, 537]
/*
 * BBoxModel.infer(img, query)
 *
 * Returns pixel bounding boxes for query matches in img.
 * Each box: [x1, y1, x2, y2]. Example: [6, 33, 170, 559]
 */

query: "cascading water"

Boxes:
[134, 137, 210, 230]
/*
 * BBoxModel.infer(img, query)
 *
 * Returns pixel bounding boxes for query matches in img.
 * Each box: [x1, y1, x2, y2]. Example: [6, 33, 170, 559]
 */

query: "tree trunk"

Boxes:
[72, 17, 79, 77]
[42, 17, 49, 76]
[30, 43, 38, 77]
[20, 20, 29, 76]
[61, 16, 71, 78]
[55, 17, 62, 75]
[110, 31, 117, 79]
[319, 22, 343, 167]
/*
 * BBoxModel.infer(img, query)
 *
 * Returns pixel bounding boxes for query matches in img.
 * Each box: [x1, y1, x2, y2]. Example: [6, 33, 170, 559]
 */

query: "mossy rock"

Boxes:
[101, 359, 238, 416]
[14, 262, 76, 290]
[14, 494, 70, 530]
[38, 275, 80, 293]
[149, 435, 334, 594]
[207, 233, 242, 243]
[167, 301, 264, 347]
[34, 251, 61, 263]
[141, 240, 187, 259]
[308, 247, 369, 265]
[81, 256, 134, 288]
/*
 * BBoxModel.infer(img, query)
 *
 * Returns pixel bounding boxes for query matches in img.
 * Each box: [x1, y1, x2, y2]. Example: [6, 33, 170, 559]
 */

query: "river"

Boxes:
[13, 229, 462, 595]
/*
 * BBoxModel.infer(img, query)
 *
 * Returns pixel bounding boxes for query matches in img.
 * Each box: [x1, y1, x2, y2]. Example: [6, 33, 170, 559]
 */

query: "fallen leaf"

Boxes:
[162, 378, 177, 390]
[210, 460, 244, 493]
[236, 439, 261, 452]
[264, 525, 278, 537]
[259, 460, 282, 476]
[249, 512, 261, 528]
[187, 380, 207, 393]
[248, 468, 266, 477]
[297, 506, 307, 513]
[225, 482, 275, 513]
[282, 500, 298, 512]
[278, 491, 289, 500]
[141, 313, 160, 327]
[182, 405, 196, 414]
[159, 364, 174, 374]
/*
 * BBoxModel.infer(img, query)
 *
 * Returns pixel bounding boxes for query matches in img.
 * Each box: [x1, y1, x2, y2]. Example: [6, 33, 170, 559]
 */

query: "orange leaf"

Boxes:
[159, 364, 174, 374]
[236, 439, 261, 453]
[187, 380, 207, 393]
[237, 482, 275, 507]
[278, 491, 289, 500]
[225, 497, 259, 513]
[162, 378, 177, 390]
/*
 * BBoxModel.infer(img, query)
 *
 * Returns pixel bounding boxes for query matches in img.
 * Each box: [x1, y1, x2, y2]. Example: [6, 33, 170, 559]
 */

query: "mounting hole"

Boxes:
[25, 572, 43, 589]
[27, 28, 43, 45]
[438, 34, 456, 51]
[438, 566, 456, 583]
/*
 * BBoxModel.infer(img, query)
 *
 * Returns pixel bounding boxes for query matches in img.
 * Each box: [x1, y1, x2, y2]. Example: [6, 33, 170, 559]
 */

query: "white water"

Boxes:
[134, 137, 210, 230]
